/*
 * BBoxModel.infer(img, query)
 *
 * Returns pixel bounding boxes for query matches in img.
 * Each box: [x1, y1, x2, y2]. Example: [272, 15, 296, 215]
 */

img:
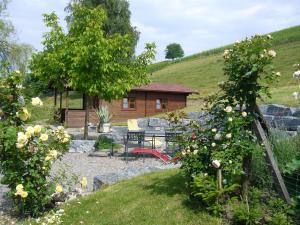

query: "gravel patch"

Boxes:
[0, 152, 179, 222]
[51, 153, 180, 192]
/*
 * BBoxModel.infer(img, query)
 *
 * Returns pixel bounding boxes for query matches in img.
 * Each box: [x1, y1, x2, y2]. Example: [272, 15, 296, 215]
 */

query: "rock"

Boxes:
[292, 108, 300, 117]
[110, 126, 128, 143]
[69, 140, 96, 153]
[137, 118, 149, 129]
[88, 151, 110, 157]
[182, 119, 191, 126]
[264, 104, 292, 116]
[93, 166, 163, 191]
[188, 111, 207, 120]
[263, 115, 275, 127]
[148, 118, 169, 128]
[258, 104, 269, 115]
[273, 116, 300, 131]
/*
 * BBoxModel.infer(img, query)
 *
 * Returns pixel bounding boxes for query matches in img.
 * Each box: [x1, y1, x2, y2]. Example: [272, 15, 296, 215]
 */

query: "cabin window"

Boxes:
[123, 97, 136, 109]
[156, 98, 168, 110]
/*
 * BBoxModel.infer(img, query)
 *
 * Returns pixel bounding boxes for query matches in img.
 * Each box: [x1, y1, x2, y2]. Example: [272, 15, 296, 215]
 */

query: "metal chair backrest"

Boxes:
[165, 131, 178, 143]
[126, 131, 145, 142]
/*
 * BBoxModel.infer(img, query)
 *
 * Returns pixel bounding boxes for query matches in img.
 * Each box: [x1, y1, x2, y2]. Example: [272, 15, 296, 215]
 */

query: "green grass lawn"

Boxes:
[26, 169, 224, 225]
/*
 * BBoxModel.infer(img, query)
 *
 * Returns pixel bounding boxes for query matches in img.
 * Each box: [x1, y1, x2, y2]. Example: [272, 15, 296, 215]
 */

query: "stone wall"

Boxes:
[107, 104, 300, 143]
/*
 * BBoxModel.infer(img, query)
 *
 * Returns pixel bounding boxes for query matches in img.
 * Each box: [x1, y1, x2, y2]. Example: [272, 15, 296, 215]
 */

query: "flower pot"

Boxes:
[102, 123, 111, 133]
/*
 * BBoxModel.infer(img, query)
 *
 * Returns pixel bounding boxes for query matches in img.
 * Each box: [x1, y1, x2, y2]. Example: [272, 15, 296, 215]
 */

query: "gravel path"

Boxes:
[0, 153, 179, 223]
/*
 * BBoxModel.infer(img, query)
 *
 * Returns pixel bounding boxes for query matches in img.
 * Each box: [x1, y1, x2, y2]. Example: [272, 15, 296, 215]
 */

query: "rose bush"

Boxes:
[169, 35, 293, 223]
[0, 70, 70, 216]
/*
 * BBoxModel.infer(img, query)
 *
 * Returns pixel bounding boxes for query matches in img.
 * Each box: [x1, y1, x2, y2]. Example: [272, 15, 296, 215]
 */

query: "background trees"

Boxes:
[66, 0, 139, 56]
[0, 0, 33, 75]
[165, 43, 184, 60]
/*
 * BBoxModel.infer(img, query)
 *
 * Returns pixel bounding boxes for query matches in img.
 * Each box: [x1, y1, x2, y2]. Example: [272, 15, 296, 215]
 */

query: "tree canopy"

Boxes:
[66, 0, 139, 55]
[30, 4, 155, 138]
[165, 43, 184, 60]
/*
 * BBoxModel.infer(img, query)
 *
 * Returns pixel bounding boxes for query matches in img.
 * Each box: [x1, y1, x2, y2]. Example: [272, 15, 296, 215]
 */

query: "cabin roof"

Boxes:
[132, 83, 195, 94]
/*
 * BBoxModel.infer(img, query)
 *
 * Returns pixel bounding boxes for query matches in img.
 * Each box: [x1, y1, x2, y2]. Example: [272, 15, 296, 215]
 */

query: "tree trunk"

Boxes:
[242, 155, 252, 199]
[65, 90, 69, 127]
[54, 88, 57, 106]
[59, 92, 63, 125]
[84, 95, 89, 140]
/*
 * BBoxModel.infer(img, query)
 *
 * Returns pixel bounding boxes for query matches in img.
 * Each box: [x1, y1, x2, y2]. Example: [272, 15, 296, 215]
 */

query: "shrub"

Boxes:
[0, 70, 70, 216]
[95, 136, 122, 151]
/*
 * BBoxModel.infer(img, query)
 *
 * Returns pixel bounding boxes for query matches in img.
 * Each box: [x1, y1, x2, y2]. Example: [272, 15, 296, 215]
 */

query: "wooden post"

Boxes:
[253, 119, 291, 204]
[84, 94, 89, 140]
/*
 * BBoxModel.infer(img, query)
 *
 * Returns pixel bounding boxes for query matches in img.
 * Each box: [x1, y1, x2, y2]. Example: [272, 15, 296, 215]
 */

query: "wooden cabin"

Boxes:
[60, 83, 194, 128]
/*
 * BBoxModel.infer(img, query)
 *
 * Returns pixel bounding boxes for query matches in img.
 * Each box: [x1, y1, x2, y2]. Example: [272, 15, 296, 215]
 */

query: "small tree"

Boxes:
[165, 43, 184, 60]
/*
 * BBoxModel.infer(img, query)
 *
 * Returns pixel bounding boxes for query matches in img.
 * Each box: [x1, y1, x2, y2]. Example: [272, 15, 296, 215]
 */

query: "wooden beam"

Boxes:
[253, 119, 291, 204]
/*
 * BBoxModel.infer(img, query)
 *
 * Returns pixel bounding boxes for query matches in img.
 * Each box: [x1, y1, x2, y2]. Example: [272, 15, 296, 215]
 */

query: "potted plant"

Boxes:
[96, 106, 112, 133]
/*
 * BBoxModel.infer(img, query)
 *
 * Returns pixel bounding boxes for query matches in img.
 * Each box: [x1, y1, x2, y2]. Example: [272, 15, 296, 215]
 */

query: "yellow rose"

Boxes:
[31, 97, 43, 106]
[17, 132, 28, 146]
[20, 191, 28, 198]
[16, 107, 30, 121]
[50, 150, 58, 159]
[34, 125, 42, 134]
[40, 133, 48, 142]
[45, 155, 52, 161]
[16, 143, 24, 149]
[55, 185, 63, 193]
[16, 184, 24, 192]
[25, 131, 32, 138]
[26, 126, 34, 135]
[62, 137, 70, 143]
[80, 177, 88, 188]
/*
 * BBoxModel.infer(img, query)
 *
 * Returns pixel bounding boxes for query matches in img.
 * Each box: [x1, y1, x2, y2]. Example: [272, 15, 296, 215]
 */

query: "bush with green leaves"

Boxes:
[169, 34, 295, 223]
[0, 70, 70, 216]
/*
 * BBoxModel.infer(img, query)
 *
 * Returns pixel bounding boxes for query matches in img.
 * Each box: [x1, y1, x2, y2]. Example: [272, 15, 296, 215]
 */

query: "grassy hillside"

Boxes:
[150, 25, 300, 106]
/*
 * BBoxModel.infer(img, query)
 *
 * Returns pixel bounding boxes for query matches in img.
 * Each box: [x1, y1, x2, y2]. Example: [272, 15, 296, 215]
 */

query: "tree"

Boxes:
[31, 5, 156, 139]
[30, 13, 69, 93]
[165, 43, 184, 60]
[65, 0, 139, 55]
[0, 0, 33, 75]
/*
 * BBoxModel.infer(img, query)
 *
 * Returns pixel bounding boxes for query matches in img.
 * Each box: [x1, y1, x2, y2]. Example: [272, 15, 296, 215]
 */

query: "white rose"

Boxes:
[275, 72, 281, 77]
[211, 142, 216, 147]
[228, 117, 233, 122]
[293, 70, 300, 79]
[214, 133, 222, 141]
[226, 133, 232, 139]
[268, 50, 276, 57]
[31, 97, 43, 106]
[242, 112, 247, 117]
[212, 160, 221, 169]
[193, 150, 198, 155]
[292, 92, 298, 100]
[212, 128, 217, 133]
[224, 106, 233, 113]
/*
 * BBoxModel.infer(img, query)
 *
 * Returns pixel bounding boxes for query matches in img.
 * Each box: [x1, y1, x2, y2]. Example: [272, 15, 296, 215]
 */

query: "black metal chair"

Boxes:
[123, 131, 153, 162]
[165, 131, 181, 154]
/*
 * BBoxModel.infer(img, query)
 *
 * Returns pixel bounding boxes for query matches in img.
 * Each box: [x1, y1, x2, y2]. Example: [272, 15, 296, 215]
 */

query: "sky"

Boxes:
[6, 0, 300, 62]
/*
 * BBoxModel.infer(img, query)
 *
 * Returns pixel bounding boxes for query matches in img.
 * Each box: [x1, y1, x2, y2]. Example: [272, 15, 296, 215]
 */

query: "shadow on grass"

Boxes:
[142, 171, 204, 212]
